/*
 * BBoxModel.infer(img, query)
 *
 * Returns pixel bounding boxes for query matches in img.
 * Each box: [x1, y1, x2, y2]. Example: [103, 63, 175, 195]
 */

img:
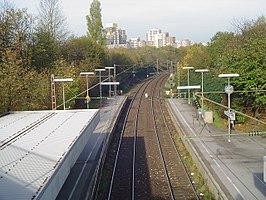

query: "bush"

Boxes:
[235, 114, 247, 124]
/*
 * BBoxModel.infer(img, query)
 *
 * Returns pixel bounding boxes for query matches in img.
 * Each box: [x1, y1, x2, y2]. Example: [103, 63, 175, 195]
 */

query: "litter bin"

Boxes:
[204, 110, 213, 123]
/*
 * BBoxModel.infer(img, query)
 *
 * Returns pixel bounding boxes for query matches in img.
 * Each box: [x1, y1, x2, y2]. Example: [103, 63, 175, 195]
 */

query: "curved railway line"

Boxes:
[100, 74, 199, 200]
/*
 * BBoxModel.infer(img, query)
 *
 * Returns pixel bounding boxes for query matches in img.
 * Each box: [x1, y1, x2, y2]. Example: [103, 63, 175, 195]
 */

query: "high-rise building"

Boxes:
[129, 37, 146, 48]
[105, 23, 127, 47]
[146, 28, 162, 46]
[166, 36, 176, 47]
[105, 24, 191, 49]
[146, 28, 177, 48]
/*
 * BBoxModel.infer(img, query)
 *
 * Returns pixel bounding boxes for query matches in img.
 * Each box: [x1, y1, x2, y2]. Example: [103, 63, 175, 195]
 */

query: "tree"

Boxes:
[176, 44, 211, 74]
[207, 17, 266, 117]
[62, 36, 91, 65]
[31, 30, 61, 69]
[32, 0, 68, 70]
[86, 0, 105, 45]
[0, 5, 35, 67]
[37, 0, 68, 42]
[207, 31, 235, 72]
[0, 49, 23, 111]
[230, 17, 266, 116]
[0, 4, 39, 111]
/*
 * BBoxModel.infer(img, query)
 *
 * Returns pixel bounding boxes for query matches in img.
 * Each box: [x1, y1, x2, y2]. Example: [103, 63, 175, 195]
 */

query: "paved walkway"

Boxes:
[167, 98, 266, 200]
[56, 96, 127, 200]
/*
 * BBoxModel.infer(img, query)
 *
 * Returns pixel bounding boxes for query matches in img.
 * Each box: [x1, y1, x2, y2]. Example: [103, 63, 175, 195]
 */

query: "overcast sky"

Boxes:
[9, 0, 266, 43]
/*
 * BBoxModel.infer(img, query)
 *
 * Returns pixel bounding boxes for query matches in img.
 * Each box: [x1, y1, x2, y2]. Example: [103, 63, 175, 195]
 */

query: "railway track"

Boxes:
[103, 74, 199, 199]
[150, 75, 198, 199]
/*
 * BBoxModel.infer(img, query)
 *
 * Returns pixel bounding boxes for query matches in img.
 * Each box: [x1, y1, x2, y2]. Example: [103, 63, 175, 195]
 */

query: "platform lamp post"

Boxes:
[183, 66, 194, 104]
[80, 72, 94, 109]
[113, 64, 117, 96]
[95, 68, 106, 106]
[195, 69, 209, 118]
[105, 66, 114, 98]
[218, 73, 239, 142]
[54, 78, 73, 110]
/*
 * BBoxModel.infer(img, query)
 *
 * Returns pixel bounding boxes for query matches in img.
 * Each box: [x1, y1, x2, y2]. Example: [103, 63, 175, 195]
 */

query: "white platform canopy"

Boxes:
[100, 82, 120, 85]
[0, 109, 99, 200]
[177, 85, 201, 90]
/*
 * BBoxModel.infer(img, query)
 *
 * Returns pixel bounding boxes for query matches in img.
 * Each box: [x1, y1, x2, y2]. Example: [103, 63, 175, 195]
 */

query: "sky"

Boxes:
[8, 0, 266, 43]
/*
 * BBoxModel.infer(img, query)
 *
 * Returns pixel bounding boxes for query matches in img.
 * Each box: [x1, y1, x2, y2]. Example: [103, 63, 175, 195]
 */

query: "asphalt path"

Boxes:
[167, 98, 266, 200]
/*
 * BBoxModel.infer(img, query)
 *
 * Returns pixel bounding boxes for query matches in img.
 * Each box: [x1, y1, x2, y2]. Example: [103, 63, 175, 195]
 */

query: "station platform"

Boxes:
[0, 109, 100, 200]
[56, 96, 127, 200]
[167, 98, 266, 200]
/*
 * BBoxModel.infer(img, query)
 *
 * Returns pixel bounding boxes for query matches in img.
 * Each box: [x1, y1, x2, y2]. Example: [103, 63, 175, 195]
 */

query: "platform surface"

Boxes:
[0, 109, 99, 200]
[56, 96, 127, 200]
[167, 98, 266, 200]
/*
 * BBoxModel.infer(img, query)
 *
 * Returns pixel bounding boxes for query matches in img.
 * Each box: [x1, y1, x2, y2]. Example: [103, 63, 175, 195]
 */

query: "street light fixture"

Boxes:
[80, 72, 94, 109]
[195, 69, 209, 118]
[54, 78, 73, 110]
[105, 67, 114, 98]
[183, 66, 194, 104]
[95, 68, 106, 106]
[218, 73, 239, 142]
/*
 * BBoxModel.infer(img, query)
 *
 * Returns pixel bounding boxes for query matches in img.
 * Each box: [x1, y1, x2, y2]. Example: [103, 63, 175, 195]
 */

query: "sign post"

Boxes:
[218, 73, 239, 142]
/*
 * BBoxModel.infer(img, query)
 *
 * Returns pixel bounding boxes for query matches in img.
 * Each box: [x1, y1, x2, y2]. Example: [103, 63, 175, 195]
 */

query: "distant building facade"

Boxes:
[105, 23, 127, 48]
[145, 28, 177, 48]
[167, 36, 176, 46]
[104, 23, 191, 49]
[146, 28, 162, 47]
[128, 37, 146, 48]
[180, 39, 192, 47]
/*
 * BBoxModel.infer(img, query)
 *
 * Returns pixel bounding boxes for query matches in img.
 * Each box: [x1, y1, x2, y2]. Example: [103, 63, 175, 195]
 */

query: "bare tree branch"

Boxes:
[37, 0, 69, 42]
